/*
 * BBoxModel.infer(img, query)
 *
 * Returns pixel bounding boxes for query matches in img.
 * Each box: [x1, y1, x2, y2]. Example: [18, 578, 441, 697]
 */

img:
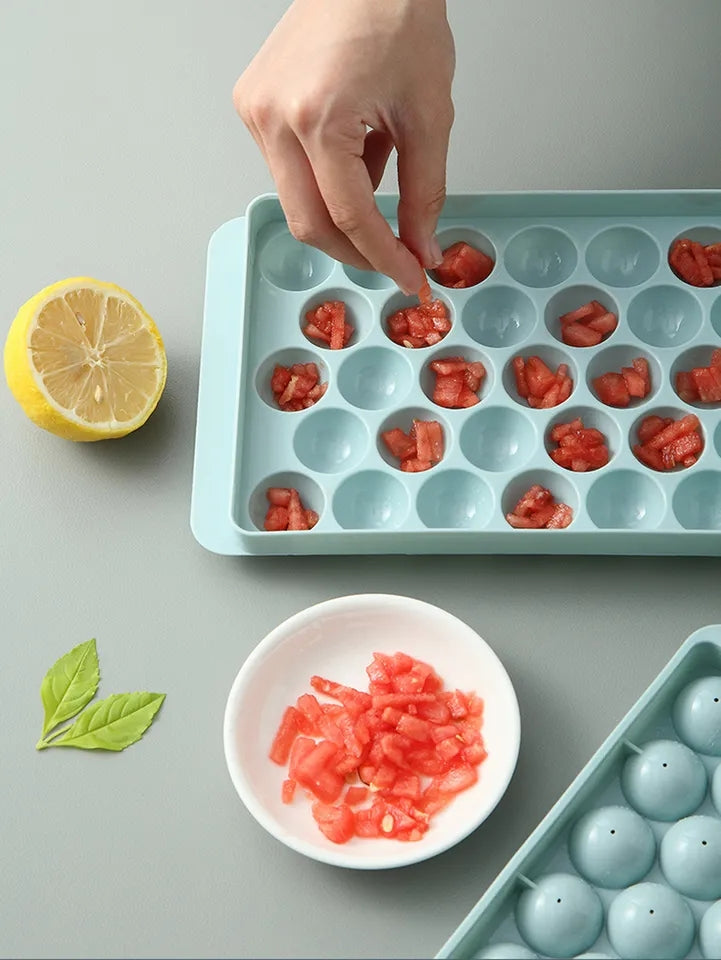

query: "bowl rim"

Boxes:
[222, 592, 521, 870]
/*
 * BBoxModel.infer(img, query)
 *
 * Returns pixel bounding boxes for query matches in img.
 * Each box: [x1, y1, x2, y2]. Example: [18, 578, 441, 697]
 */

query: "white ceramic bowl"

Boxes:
[223, 594, 521, 869]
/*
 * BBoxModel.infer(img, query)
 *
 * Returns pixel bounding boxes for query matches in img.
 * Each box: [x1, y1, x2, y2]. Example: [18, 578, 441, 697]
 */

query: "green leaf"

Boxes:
[48, 692, 165, 751]
[40, 638, 100, 737]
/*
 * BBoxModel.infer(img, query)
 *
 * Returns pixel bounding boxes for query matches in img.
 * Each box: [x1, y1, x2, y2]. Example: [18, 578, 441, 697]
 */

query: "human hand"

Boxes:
[234, 0, 455, 294]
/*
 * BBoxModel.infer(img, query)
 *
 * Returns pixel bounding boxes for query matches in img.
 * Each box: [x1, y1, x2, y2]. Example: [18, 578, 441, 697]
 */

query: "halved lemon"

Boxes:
[4, 277, 166, 441]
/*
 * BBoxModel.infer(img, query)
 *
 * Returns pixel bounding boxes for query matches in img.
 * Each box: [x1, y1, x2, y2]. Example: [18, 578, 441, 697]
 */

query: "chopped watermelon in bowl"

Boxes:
[223, 595, 520, 869]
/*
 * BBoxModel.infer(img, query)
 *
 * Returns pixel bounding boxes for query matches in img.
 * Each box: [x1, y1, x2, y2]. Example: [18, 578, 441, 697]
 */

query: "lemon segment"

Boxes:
[4, 278, 167, 441]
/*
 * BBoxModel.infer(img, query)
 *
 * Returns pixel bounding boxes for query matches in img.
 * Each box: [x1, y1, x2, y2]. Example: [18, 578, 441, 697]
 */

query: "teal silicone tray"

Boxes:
[437, 624, 721, 960]
[191, 191, 721, 556]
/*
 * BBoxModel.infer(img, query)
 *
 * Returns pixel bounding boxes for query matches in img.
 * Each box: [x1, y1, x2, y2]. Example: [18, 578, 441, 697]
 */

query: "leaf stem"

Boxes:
[36, 722, 74, 750]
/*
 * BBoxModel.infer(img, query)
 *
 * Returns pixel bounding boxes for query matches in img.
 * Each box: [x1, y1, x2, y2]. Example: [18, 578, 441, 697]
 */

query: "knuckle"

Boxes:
[327, 204, 368, 237]
[286, 218, 320, 247]
[287, 95, 323, 138]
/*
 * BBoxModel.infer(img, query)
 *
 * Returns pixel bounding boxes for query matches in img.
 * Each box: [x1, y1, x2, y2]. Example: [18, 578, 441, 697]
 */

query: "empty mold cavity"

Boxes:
[586, 345, 661, 407]
[342, 264, 394, 289]
[568, 805, 656, 889]
[700, 900, 721, 960]
[293, 408, 369, 474]
[259, 229, 334, 291]
[377, 407, 450, 471]
[461, 286, 536, 348]
[503, 344, 576, 408]
[659, 815, 721, 901]
[381, 291, 452, 348]
[620, 739, 707, 821]
[672, 675, 721, 754]
[416, 469, 493, 529]
[473, 945, 537, 959]
[606, 883, 695, 960]
[587, 471, 665, 530]
[337, 346, 413, 410]
[460, 407, 536, 473]
[670, 345, 721, 408]
[627, 286, 702, 347]
[430, 227, 497, 287]
[504, 226, 578, 288]
[420, 345, 493, 407]
[545, 405, 622, 466]
[246, 471, 325, 532]
[545, 285, 619, 345]
[255, 348, 328, 411]
[332, 471, 409, 530]
[668, 226, 721, 286]
[630, 406, 705, 472]
[500, 469, 580, 524]
[515, 873, 603, 958]
[711, 293, 721, 337]
[300, 287, 373, 348]
[585, 226, 660, 287]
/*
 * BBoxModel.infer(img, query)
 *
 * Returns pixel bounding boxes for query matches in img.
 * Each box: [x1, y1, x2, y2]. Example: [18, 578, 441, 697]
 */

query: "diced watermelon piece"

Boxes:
[430, 356, 469, 376]
[386, 299, 451, 347]
[512, 356, 529, 399]
[295, 740, 344, 804]
[400, 458, 432, 473]
[646, 414, 700, 450]
[312, 802, 355, 844]
[413, 420, 432, 462]
[433, 372, 465, 408]
[435, 241, 494, 288]
[676, 370, 699, 403]
[525, 356, 557, 398]
[271, 365, 292, 394]
[264, 505, 289, 531]
[269, 707, 301, 765]
[435, 763, 479, 795]
[593, 372, 630, 408]
[562, 322, 603, 347]
[560, 302, 599, 325]
[507, 484, 573, 529]
[282, 779, 296, 804]
[587, 312, 618, 335]
[381, 428, 416, 461]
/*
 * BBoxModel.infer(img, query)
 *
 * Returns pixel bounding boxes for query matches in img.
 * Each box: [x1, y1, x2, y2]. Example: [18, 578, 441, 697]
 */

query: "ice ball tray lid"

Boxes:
[191, 191, 721, 556]
[436, 624, 721, 960]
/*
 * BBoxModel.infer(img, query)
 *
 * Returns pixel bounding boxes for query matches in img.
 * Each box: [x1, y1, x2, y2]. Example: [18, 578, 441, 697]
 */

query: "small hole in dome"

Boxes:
[703, 840, 708, 845]
[715, 697, 719, 703]
[556, 898, 562, 904]
[649, 909, 655, 915]
[610, 829, 616, 835]
[662, 762, 668, 767]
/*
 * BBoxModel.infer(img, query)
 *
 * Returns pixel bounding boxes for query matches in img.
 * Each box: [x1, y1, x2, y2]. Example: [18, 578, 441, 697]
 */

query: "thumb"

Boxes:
[396, 106, 453, 270]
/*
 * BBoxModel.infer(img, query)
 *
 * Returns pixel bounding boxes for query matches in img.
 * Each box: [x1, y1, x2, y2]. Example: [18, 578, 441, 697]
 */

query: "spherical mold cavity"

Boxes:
[700, 899, 721, 960]
[659, 815, 721, 901]
[293, 408, 369, 474]
[713, 762, 721, 815]
[430, 227, 497, 288]
[255, 348, 328, 412]
[568, 805, 656, 889]
[381, 291, 453, 349]
[711, 293, 721, 338]
[672, 675, 721, 755]
[504, 226, 578, 288]
[246, 472, 325, 532]
[670, 345, 721, 409]
[587, 471, 665, 530]
[420, 346, 493, 409]
[607, 883, 695, 960]
[377, 407, 450, 471]
[473, 945, 538, 959]
[545, 285, 620, 346]
[586, 226, 660, 287]
[416, 470, 493, 530]
[620, 738, 708, 821]
[461, 286, 537, 348]
[342, 264, 394, 289]
[630, 406, 705, 473]
[460, 407, 536, 473]
[627, 286, 702, 347]
[673, 472, 721, 530]
[503, 345, 577, 409]
[668, 226, 721, 287]
[332, 471, 410, 530]
[337, 347, 413, 411]
[545, 405, 621, 470]
[259, 229, 334, 291]
[514, 873, 603, 959]
[586, 345, 662, 407]
[300, 287, 373, 349]
[501, 469, 580, 528]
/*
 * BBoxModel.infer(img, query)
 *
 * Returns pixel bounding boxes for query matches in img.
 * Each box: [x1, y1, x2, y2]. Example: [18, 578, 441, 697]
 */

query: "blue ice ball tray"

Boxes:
[437, 625, 721, 960]
[191, 191, 721, 556]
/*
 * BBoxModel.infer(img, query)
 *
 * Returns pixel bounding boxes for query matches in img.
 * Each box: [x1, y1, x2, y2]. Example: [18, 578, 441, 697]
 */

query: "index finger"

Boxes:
[301, 140, 425, 295]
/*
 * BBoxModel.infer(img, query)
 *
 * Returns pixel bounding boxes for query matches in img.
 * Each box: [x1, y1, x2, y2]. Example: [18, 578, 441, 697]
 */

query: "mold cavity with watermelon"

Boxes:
[587, 470, 666, 530]
[544, 406, 622, 472]
[460, 407, 536, 473]
[420, 346, 493, 410]
[332, 470, 410, 530]
[293, 408, 369, 474]
[627, 286, 702, 348]
[377, 407, 450, 473]
[545, 285, 620, 347]
[501, 469, 580, 528]
[586, 345, 661, 408]
[416, 469, 494, 530]
[381, 291, 453, 349]
[670, 346, 721, 409]
[337, 346, 413, 411]
[630, 406, 706, 473]
[668, 226, 721, 288]
[300, 287, 373, 349]
[461, 286, 537, 348]
[245, 471, 325, 532]
[504, 225, 578, 288]
[429, 228, 497, 289]
[259, 226, 334, 291]
[502, 345, 577, 409]
[255, 348, 328, 412]
[585, 226, 660, 288]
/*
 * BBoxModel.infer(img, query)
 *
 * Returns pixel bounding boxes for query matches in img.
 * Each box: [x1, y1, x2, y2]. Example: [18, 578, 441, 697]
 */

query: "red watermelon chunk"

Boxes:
[382, 420, 444, 471]
[263, 487, 319, 532]
[434, 241, 494, 288]
[511, 355, 573, 408]
[633, 413, 703, 471]
[675, 350, 721, 403]
[507, 484, 573, 529]
[430, 355, 485, 408]
[558, 299, 617, 346]
[549, 417, 610, 472]
[386, 298, 451, 348]
[271, 361, 327, 411]
[304, 300, 354, 349]
[669, 237, 721, 287]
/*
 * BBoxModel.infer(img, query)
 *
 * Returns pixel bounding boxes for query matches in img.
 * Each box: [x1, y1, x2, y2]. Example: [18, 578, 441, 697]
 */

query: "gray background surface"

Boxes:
[2, 1, 721, 957]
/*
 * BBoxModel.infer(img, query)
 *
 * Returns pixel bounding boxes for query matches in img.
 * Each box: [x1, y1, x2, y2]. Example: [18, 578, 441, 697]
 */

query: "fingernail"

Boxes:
[429, 235, 443, 268]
